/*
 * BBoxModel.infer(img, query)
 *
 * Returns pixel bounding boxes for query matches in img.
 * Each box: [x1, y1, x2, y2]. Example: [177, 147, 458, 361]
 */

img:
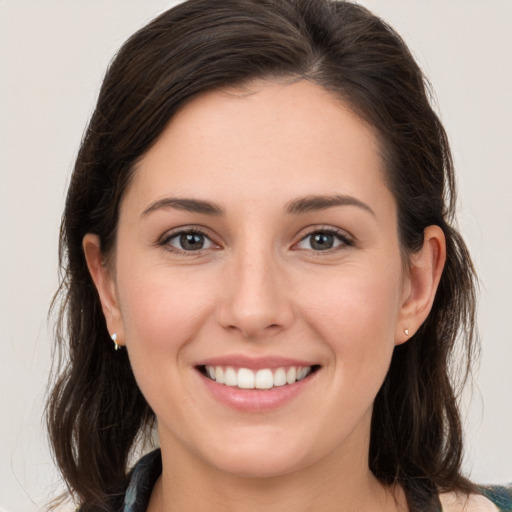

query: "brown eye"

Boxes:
[310, 233, 336, 250]
[164, 230, 215, 252]
[180, 233, 205, 250]
[296, 230, 352, 251]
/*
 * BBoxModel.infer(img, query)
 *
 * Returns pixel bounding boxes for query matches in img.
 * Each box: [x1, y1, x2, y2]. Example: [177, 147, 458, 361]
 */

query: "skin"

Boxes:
[84, 80, 446, 511]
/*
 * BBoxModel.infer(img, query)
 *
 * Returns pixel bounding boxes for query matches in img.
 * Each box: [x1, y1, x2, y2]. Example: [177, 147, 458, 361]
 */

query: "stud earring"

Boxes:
[404, 329, 410, 336]
[111, 332, 121, 351]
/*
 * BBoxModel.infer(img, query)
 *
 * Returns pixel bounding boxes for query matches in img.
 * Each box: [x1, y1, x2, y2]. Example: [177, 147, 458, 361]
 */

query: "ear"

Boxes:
[396, 225, 446, 345]
[83, 233, 125, 348]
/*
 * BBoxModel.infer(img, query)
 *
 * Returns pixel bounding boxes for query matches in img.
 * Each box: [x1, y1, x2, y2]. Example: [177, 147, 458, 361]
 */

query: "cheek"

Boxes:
[115, 264, 220, 418]
[117, 264, 215, 354]
[299, 263, 403, 390]
[301, 265, 402, 343]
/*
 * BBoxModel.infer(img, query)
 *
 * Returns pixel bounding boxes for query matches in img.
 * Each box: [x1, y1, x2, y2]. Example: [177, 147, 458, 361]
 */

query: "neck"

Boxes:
[148, 431, 407, 512]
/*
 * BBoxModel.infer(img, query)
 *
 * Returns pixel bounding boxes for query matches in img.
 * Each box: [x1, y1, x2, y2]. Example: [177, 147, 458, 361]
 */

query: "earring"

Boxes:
[111, 332, 121, 351]
[404, 328, 410, 336]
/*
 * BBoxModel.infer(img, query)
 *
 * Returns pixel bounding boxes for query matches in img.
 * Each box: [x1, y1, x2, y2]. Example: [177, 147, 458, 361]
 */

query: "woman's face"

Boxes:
[95, 80, 419, 477]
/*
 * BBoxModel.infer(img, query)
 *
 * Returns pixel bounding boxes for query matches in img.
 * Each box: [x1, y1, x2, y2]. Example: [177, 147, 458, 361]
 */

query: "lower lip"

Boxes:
[198, 370, 319, 412]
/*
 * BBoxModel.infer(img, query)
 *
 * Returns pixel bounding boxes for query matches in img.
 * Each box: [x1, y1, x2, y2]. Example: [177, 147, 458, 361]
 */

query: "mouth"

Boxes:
[197, 364, 321, 390]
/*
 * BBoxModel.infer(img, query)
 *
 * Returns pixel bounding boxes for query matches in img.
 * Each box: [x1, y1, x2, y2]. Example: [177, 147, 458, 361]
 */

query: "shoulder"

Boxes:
[480, 486, 512, 511]
[74, 450, 162, 512]
[439, 485, 512, 512]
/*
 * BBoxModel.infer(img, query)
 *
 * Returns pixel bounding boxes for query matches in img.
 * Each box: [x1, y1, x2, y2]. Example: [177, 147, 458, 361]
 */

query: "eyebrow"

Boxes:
[142, 197, 224, 217]
[285, 194, 376, 217]
[141, 194, 375, 217]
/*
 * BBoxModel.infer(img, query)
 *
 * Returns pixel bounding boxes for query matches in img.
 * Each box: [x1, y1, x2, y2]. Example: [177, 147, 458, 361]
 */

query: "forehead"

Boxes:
[127, 79, 393, 216]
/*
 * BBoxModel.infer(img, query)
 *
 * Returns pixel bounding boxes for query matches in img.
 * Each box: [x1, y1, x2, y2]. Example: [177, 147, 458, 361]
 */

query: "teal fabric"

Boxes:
[481, 485, 512, 511]
[123, 449, 162, 512]
[121, 449, 512, 512]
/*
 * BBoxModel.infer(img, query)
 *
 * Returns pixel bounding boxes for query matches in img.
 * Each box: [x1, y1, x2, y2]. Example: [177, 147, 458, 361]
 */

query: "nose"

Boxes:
[215, 246, 294, 340]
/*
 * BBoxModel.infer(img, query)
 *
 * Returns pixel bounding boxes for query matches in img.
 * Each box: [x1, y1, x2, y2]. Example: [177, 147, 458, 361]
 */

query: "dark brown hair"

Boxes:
[47, 0, 478, 510]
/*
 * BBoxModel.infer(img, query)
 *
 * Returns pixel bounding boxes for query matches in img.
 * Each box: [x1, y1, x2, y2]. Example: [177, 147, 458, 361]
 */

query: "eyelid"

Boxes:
[157, 224, 354, 255]
[158, 226, 221, 254]
[293, 226, 354, 252]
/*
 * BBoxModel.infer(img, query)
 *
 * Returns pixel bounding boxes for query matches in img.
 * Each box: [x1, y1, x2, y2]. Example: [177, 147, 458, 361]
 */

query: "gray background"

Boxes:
[1, 1, 511, 510]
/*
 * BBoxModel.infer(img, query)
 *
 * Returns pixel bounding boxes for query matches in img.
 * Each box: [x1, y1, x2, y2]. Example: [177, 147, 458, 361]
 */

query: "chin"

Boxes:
[209, 449, 307, 479]
[195, 428, 317, 478]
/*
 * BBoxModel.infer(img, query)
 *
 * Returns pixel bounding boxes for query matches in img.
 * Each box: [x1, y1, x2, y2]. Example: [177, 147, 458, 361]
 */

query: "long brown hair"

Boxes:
[47, 0, 478, 510]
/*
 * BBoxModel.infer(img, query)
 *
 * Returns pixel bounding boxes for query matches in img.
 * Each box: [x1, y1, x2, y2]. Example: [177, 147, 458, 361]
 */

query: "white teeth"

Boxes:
[224, 366, 237, 386]
[286, 367, 297, 384]
[237, 368, 255, 389]
[215, 366, 224, 384]
[204, 365, 315, 389]
[297, 367, 311, 381]
[273, 367, 287, 387]
[255, 369, 273, 389]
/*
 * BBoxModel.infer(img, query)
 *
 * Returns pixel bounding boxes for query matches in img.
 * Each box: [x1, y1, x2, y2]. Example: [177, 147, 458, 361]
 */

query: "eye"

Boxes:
[295, 229, 352, 251]
[161, 229, 216, 252]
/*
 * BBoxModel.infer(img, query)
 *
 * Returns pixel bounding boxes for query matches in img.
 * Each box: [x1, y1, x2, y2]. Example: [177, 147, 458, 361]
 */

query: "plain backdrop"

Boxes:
[1, 1, 511, 511]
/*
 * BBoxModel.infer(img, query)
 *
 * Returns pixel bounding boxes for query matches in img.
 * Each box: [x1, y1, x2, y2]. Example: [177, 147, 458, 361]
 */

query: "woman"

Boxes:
[46, 0, 511, 511]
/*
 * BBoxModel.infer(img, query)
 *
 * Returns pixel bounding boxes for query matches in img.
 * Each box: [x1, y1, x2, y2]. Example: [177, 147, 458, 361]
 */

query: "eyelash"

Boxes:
[159, 228, 216, 255]
[295, 228, 354, 253]
[158, 226, 354, 255]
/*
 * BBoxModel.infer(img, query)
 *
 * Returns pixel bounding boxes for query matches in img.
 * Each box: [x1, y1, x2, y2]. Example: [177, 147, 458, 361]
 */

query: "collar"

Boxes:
[123, 449, 162, 512]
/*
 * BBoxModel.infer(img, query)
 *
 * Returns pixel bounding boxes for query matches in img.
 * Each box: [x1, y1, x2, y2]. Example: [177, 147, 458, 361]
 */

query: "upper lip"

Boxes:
[194, 354, 319, 370]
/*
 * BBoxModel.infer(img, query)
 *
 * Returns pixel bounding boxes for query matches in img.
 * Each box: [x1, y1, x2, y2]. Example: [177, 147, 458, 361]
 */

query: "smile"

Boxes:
[195, 359, 321, 411]
[201, 365, 318, 390]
